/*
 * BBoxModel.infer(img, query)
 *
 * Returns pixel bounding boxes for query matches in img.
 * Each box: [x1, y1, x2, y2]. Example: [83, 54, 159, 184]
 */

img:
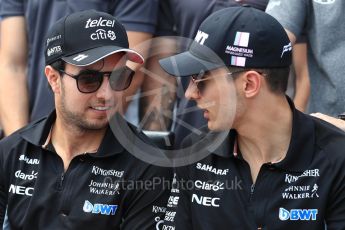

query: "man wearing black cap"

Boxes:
[159, 6, 345, 229]
[0, 10, 171, 229]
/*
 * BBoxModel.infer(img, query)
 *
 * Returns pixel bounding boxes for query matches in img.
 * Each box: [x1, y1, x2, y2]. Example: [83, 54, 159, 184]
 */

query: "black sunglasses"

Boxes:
[58, 66, 135, 93]
[190, 69, 247, 94]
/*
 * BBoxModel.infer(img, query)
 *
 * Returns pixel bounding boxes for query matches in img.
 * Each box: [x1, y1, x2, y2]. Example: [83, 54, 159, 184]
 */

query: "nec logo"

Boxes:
[83, 200, 118, 215]
[191, 194, 220, 207]
[279, 208, 318, 221]
[9, 184, 34, 196]
[194, 30, 209, 45]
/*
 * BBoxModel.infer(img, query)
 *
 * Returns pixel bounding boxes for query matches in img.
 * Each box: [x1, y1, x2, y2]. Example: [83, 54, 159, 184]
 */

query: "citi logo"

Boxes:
[83, 200, 118, 215]
[279, 207, 318, 221]
[90, 29, 116, 41]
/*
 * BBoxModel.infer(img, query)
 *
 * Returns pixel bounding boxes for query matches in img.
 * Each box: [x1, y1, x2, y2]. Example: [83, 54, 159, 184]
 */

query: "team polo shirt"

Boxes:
[0, 111, 172, 230]
[162, 99, 345, 230]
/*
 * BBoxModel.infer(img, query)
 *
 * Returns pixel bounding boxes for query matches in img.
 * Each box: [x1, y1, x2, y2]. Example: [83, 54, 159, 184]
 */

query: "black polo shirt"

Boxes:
[0, 112, 172, 230]
[162, 100, 345, 230]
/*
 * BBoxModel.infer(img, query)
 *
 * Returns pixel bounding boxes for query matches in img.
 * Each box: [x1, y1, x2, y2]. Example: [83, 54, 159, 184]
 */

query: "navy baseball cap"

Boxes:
[159, 6, 292, 77]
[45, 10, 144, 66]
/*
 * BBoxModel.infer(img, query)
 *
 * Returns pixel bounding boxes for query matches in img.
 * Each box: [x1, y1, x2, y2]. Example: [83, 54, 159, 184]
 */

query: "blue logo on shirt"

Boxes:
[279, 208, 318, 221]
[83, 200, 118, 215]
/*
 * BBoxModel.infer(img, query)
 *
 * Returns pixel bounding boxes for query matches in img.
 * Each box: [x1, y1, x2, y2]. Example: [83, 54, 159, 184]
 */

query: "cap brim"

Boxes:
[159, 51, 224, 77]
[62, 45, 144, 66]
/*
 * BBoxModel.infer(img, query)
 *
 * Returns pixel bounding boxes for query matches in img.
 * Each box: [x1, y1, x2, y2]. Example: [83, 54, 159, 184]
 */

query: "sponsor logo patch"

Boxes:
[191, 194, 220, 207]
[279, 207, 318, 221]
[9, 184, 34, 196]
[196, 163, 229, 175]
[83, 200, 118, 215]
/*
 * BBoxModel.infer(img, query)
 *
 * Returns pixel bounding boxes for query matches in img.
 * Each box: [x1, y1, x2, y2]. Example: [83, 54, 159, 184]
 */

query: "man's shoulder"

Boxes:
[312, 116, 345, 163]
[0, 117, 47, 153]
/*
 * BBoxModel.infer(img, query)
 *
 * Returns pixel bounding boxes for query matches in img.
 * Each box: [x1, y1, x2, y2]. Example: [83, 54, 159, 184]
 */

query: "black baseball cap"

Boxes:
[159, 6, 292, 77]
[45, 10, 144, 66]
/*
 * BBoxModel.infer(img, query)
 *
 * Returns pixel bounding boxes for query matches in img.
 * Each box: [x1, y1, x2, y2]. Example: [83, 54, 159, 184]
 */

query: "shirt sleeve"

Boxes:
[325, 156, 345, 229]
[161, 166, 192, 230]
[0, 143, 7, 227]
[120, 164, 172, 230]
[0, 0, 24, 18]
[112, 0, 159, 34]
[265, 0, 308, 38]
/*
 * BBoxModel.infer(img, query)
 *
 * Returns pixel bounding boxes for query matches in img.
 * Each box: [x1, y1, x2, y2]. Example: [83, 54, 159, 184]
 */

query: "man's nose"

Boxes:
[185, 80, 201, 100]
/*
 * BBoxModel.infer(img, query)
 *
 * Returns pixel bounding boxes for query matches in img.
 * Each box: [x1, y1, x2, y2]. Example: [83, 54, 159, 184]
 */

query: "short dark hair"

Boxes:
[47, 59, 66, 91]
[228, 66, 290, 94]
[50, 59, 66, 71]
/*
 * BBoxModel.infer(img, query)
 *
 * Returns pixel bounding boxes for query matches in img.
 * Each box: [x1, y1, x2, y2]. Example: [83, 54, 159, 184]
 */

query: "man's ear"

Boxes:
[45, 66, 61, 94]
[241, 71, 262, 98]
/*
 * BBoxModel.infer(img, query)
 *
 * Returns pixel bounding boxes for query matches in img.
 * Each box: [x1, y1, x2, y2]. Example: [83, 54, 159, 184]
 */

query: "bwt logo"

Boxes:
[279, 208, 318, 221]
[83, 200, 118, 215]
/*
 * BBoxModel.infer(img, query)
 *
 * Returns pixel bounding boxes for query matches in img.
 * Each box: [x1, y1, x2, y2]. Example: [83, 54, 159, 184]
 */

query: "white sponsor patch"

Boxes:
[73, 54, 89, 62]
[47, 45, 62, 57]
[196, 163, 229, 175]
[195, 180, 224, 191]
[90, 29, 116, 41]
[279, 207, 318, 221]
[285, 169, 320, 184]
[85, 17, 116, 28]
[191, 194, 220, 207]
[15, 170, 38, 181]
[281, 42, 292, 58]
[91, 166, 124, 178]
[194, 30, 209, 45]
[9, 184, 34, 196]
[313, 0, 335, 4]
[19, 155, 40, 165]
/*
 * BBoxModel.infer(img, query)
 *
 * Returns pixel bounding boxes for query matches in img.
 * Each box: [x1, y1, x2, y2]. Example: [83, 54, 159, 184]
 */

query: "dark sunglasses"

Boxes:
[190, 69, 247, 94]
[58, 66, 135, 93]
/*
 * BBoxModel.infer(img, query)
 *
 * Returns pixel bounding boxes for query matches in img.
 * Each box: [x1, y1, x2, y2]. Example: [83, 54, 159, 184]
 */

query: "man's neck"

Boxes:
[51, 117, 106, 171]
[235, 96, 293, 182]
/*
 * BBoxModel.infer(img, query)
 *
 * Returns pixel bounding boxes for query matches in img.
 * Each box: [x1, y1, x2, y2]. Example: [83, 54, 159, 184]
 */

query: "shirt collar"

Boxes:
[19, 110, 125, 157]
[211, 97, 315, 173]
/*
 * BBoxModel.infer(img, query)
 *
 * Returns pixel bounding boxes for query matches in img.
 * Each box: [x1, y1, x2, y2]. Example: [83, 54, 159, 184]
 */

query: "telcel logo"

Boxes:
[83, 200, 118, 215]
[279, 208, 318, 221]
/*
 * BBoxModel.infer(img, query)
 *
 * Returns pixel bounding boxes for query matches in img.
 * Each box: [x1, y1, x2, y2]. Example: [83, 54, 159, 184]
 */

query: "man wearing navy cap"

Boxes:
[159, 6, 345, 229]
[0, 10, 171, 230]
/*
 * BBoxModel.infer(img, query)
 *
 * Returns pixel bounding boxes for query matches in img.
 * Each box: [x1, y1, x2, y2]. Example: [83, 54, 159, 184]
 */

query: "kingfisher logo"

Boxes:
[83, 200, 118, 215]
[279, 208, 318, 221]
